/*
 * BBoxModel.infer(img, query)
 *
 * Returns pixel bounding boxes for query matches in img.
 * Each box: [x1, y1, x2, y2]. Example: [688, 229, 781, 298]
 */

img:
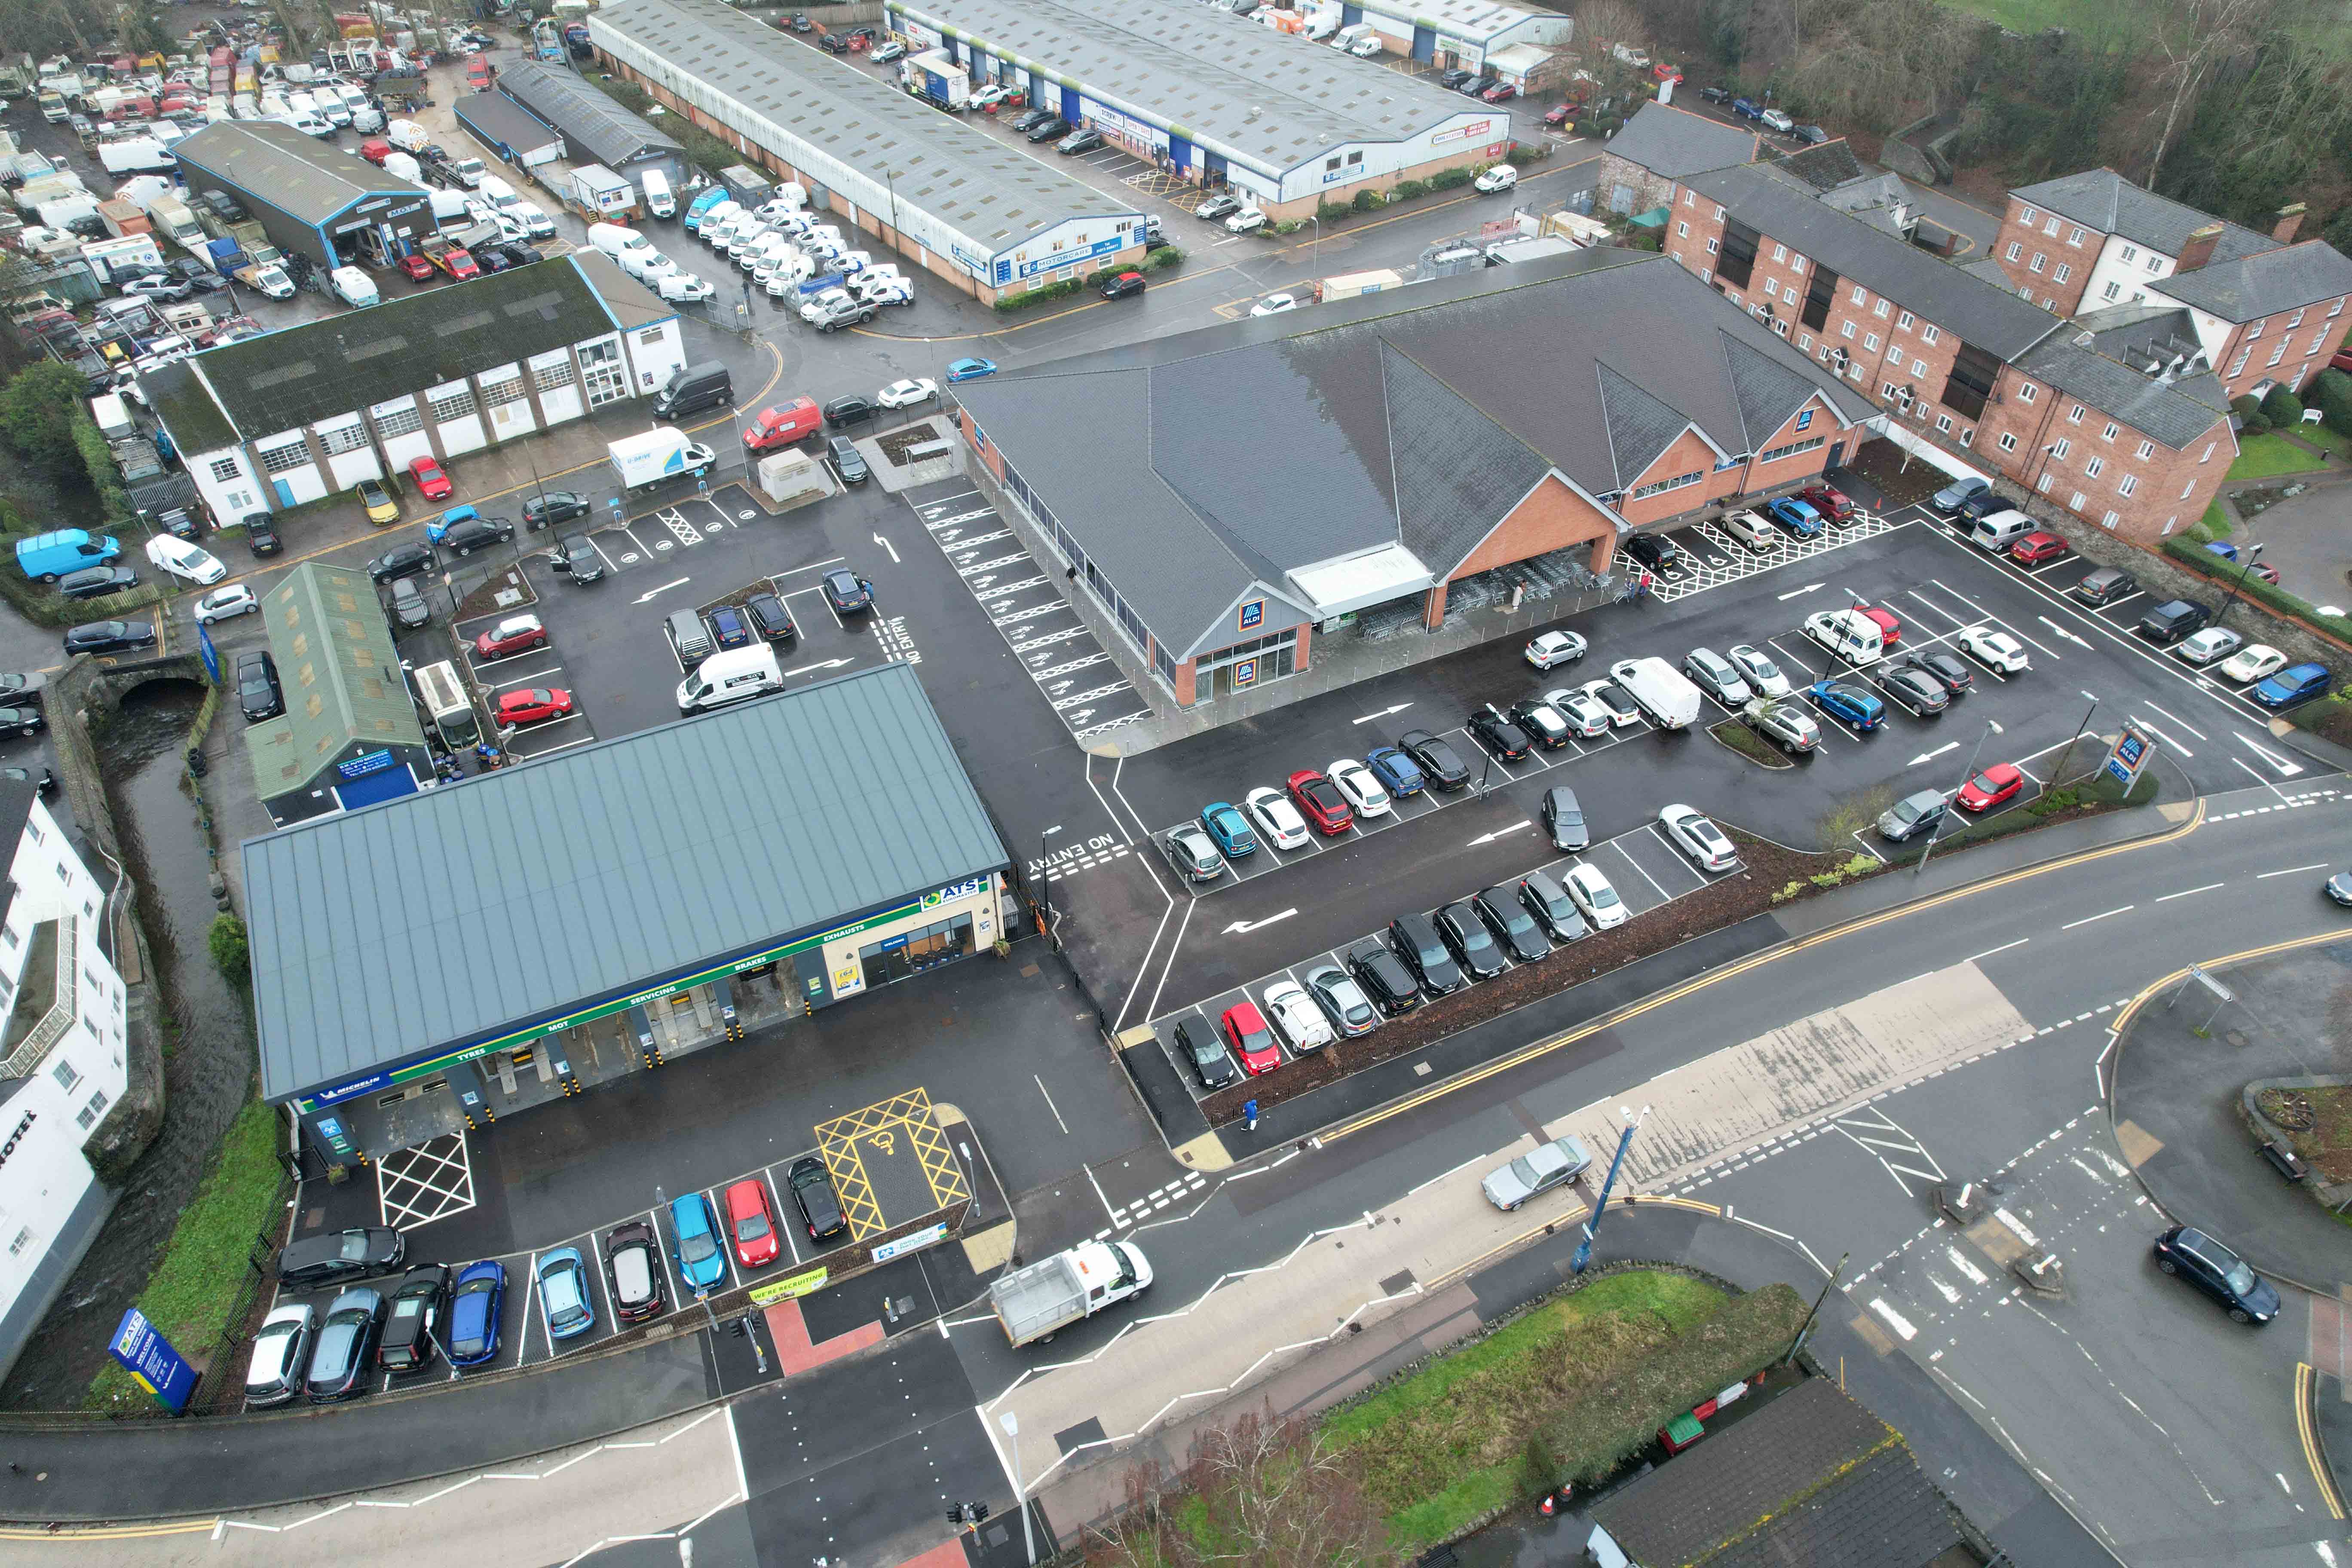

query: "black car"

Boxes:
[0, 674, 46, 703]
[1467, 703, 1531, 761]
[156, 508, 199, 542]
[276, 1225, 406, 1288]
[62, 619, 156, 656]
[1901, 651, 1974, 696]
[1434, 900, 1507, 980]
[746, 591, 796, 643]
[1397, 728, 1470, 790]
[1621, 533, 1681, 575]
[1099, 271, 1146, 300]
[824, 394, 879, 428]
[1439, 67, 1476, 89]
[788, 12, 812, 28]
[1520, 870, 1586, 943]
[1699, 84, 1732, 102]
[386, 576, 430, 630]
[1474, 885, 1550, 964]
[2153, 1225, 2279, 1324]
[1877, 665, 1948, 717]
[2138, 599, 2210, 645]
[1058, 129, 1103, 155]
[58, 564, 138, 600]
[710, 604, 752, 650]
[822, 568, 875, 614]
[1346, 943, 1421, 1017]
[523, 490, 591, 530]
[2072, 567, 2138, 607]
[242, 512, 283, 555]
[1540, 785, 1588, 851]
[305, 1287, 386, 1403]
[441, 515, 514, 556]
[788, 1155, 847, 1243]
[1024, 117, 1071, 143]
[547, 533, 603, 583]
[235, 649, 284, 722]
[1509, 695, 1571, 749]
[377, 1265, 451, 1373]
[1956, 490, 2010, 523]
[605, 1219, 666, 1322]
[829, 435, 870, 485]
[818, 30, 850, 51]
[1387, 911, 1463, 995]
[368, 542, 435, 582]
[0, 707, 43, 738]
[1010, 107, 1057, 133]
[1458, 74, 1495, 97]
[473, 245, 516, 274]
[1176, 1015, 1237, 1088]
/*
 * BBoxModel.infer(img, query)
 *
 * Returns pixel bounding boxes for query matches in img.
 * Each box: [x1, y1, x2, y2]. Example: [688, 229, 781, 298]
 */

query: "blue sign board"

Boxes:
[337, 749, 395, 780]
[1238, 599, 1264, 633]
[196, 622, 220, 685]
[2103, 726, 2153, 788]
[110, 1308, 200, 1412]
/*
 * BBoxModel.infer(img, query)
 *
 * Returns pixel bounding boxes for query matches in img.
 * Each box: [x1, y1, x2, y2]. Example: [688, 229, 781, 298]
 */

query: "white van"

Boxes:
[1332, 22, 1373, 49]
[1969, 508, 2035, 552]
[676, 643, 781, 712]
[284, 112, 332, 137]
[695, 199, 741, 242]
[286, 89, 319, 119]
[641, 168, 674, 219]
[1305, 12, 1340, 40]
[478, 173, 516, 205]
[586, 221, 655, 266]
[1801, 607, 1885, 666]
[386, 118, 430, 153]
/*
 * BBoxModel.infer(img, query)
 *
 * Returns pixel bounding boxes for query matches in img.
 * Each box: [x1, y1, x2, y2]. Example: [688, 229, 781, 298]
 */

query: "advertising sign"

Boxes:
[337, 749, 395, 780]
[1238, 599, 1264, 633]
[872, 1222, 949, 1264]
[110, 1308, 199, 1412]
[750, 1266, 830, 1305]
[1432, 118, 1495, 145]
[196, 620, 219, 684]
[2103, 725, 2155, 789]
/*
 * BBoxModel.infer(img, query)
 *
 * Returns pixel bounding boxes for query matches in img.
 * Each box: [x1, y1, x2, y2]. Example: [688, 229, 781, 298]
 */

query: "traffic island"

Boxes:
[1705, 716, 1793, 769]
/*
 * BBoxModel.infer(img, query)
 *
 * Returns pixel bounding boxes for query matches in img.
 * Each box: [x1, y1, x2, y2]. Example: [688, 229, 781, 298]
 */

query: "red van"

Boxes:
[744, 397, 823, 451]
[358, 138, 393, 166]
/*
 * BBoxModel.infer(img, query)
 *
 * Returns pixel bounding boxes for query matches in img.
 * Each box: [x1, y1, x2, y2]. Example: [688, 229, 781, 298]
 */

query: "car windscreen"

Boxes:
[1494, 901, 1537, 938]
[735, 1206, 771, 1242]
[679, 1224, 718, 1265]
[1583, 880, 1621, 908]
[1507, 1156, 1539, 1187]
[248, 1320, 299, 1382]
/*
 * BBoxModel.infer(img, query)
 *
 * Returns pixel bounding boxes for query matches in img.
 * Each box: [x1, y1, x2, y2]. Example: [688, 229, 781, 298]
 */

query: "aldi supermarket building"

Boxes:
[245, 665, 1012, 1163]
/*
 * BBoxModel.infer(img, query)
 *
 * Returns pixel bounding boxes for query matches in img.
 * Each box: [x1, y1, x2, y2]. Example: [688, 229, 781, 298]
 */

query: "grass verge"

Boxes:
[85, 1097, 283, 1412]
[1707, 717, 1792, 768]
[2229, 432, 2328, 481]
[2201, 499, 2233, 537]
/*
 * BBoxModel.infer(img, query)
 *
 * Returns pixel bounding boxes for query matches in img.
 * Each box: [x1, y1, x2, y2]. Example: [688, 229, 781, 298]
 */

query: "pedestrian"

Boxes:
[1243, 1098, 1259, 1131]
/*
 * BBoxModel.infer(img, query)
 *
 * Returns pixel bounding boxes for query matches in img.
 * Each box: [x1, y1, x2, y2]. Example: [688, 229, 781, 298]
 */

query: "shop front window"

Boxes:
[858, 914, 975, 990]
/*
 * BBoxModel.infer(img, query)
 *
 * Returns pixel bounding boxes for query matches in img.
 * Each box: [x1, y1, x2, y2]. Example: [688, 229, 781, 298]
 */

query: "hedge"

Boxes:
[2232, 393, 2269, 434]
[992, 277, 1084, 313]
[70, 411, 138, 534]
[2262, 386, 2306, 428]
[1534, 1283, 1808, 1485]
[1391, 178, 1428, 201]
[2162, 533, 2352, 642]
[1429, 166, 1474, 191]
[2311, 368, 2352, 437]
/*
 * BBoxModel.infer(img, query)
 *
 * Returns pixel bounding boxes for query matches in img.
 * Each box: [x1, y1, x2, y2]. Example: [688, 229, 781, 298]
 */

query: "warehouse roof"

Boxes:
[496, 58, 682, 169]
[1367, 0, 1555, 42]
[1605, 102, 1756, 181]
[172, 119, 426, 226]
[954, 251, 1872, 661]
[594, 0, 1136, 254]
[2011, 168, 2275, 267]
[453, 88, 566, 159]
[888, 0, 1483, 176]
[2149, 239, 2352, 325]
[245, 663, 1009, 1103]
[242, 564, 429, 805]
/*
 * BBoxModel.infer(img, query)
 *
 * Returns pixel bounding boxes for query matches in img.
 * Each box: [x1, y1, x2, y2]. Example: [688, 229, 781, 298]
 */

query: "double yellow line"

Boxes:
[0, 1518, 216, 1540]
[2298, 1362, 2348, 1519]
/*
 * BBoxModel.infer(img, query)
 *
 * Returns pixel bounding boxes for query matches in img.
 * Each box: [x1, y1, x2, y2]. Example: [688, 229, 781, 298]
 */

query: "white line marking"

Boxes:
[2256, 863, 2328, 879]
[2060, 906, 2132, 930]
[1964, 938, 2030, 963]
[2155, 882, 2223, 901]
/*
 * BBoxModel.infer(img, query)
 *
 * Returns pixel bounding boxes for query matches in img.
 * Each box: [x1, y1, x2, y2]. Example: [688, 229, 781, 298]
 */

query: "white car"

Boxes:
[1658, 804, 1737, 872]
[658, 273, 716, 303]
[1225, 206, 1268, 235]
[1760, 107, 1794, 132]
[1473, 164, 1518, 193]
[1261, 979, 1334, 1052]
[835, 250, 873, 275]
[1564, 861, 1626, 930]
[1543, 687, 1613, 738]
[1958, 625, 2030, 674]
[1327, 758, 1391, 818]
[1525, 629, 1587, 670]
[766, 272, 806, 298]
[1725, 643, 1792, 698]
[1250, 293, 1299, 318]
[2173, 626, 2243, 667]
[876, 378, 938, 410]
[1577, 677, 1644, 728]
[2219, 643, 2288, 683]
[1243, 785, 1310, 850]
[1719, 508, 1776, 551]
[192, 584, 258, 623]
[146, 534, 226, 585]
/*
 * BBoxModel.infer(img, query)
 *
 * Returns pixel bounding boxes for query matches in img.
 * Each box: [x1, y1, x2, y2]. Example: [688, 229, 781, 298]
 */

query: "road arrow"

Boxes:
[2038, 615, 2092, 649]
[632, 576, 690, 603]
[1469, 821, 1532, 846]
[784, 657, 854, 677]
[1222, 908, 1297, 936]
[1988, 720, 2003, 735]
[1777, 583, 1824, 601]
[873, 532, 900, 564]
[1351, 702, 1414, 725]
[2235, 731, 2304, 776]
[1908, 741, 1959, 767]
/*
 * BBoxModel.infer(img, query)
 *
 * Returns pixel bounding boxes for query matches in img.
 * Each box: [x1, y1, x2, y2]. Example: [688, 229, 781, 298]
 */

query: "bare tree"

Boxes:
[2141, 0, 2278, 188]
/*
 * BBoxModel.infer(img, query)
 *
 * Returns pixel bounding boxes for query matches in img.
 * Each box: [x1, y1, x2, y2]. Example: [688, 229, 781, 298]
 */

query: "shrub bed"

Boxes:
[1706, 717, 1791, 768]
[992, 277, 1085, 313]
[1429, 166, 1474, 191]
[2160, 533, 2352, 644]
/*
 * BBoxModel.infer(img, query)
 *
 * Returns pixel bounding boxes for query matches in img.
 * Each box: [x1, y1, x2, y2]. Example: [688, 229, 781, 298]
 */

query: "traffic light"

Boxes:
[971, 1501, 990, 1523]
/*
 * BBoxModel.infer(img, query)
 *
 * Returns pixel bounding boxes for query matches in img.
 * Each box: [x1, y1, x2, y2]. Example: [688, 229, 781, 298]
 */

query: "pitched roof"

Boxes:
[495, 58, 682, 168]
[142, 359, 235, 453]
[172, 119, 426, 226]
[1687, 162, 2061, 359]
[2149, 239, 2352, 324]
[2011, 168, 2275, 265]
[1607, 101, 1757, 180]
[242, 563, 429, 801]
[954, 251, 1871, 659]
[1767, 138, 1868, 192]
[452, 88, 565, 159]
[245, 663, 1008, 1103]
[2013, 331, 2229, 449]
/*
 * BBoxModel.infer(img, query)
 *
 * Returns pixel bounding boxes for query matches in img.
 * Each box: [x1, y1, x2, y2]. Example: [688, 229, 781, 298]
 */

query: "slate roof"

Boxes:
[242, 564, 429, 807]
[453, 88, 565, 160]
[171, 119, 426, 226]
[496, 58, 682, 169]
[594, 0, 1136, 255]
[2012, 168, 2275, 266]
[890, 0, 1482, 178]
[1589, 1379, 1968, 1568]
[1606, 101, 1756, 179]
[142, 360, 235, 453]
[953, 251, 1872, 661]
[1686, 162, 2061, 360]
[2150, 240, 2352, 324]
[1767, 138, 1867, 192]
[2014, 331, 2229, 448]
[245, 663, 1008, 1104]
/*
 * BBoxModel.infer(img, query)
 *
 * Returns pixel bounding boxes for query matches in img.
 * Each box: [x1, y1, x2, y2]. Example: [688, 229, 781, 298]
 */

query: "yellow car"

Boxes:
[357, 478, 399, 527]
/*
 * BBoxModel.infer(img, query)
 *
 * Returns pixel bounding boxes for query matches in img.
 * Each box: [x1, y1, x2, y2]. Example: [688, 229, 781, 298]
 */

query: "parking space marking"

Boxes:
[766, 1167, 802, 1266]
[474, 659, 565, 691]
[1648, 512, 1898, 603]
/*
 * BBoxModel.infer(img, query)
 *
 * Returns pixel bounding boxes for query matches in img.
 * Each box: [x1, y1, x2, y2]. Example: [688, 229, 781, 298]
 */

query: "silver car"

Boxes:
[1878, 788, 1949, 842]
[1684, 648, 1752, 707]
[1742, 697, 1819, 754]
[1727, 643, 1792, 698]
[1482, 1135, 1593, 1210]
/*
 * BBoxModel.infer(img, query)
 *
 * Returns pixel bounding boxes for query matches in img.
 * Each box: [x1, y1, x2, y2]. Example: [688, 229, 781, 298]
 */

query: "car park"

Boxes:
[1388, 912, 1464, 995]
[245, 1304, 318, 1408]
[1540, 785, 1588, 851]
[2152, 1225, 2278, 1324]
[1682, 647, 1752, 706]
[1546, 687, 1614, 738]
[1346, 944, 1421, 1016]
[1024, 117, 1070, 142]
[1467, 704, 1531, 761]
[1719, 508, 1776, 550]
[2217, 644, 2285, 683]
[1900, 651, 1973, 696]
[1956, 764, 2025, 812]
[1176, 1016, 1238, 1088]
[1807, 680, 1883, 731]
[1200, 800, 1256, 857]
[822, 570, 874, 614]
[1161, 822, 1224, 882]
[1398, 729, 1470, 790]
[745, 592, 796, 643]
[2010, 531, 2067, 565]
[445, 1261, 505, 1366]
[1287, 769, 1354, 835]
[1877, 664, 1949, 717]
[536, 1248, 595, 1340]
[1725, 643, 1791, 698]
[2251, 662, 2330, 708]
[377, 1265, 451, 1373]
[1510, 695, 1572, 749]
[1563, 862, 1626, 929]
[1262, 978, 1334, 1052]
[474, 614, 548, 660]
[1326, 759, 1390, 817]
[1481, 1135, 1591, 1211]
[1796, 482, 1855, 521]
[1576, 678, 1643, 728]
[1659, 804, 1736, 870]
[275, 1225, 404, 1288]
[1365, 744, 1425, 797]
[1221, 1000, 1282, 1075]
[145, 534, 227, 584]
[2071, 567, 2138, 607]
[725, 1177, 781, 1268]
[600, 1220, 665, 1323]
[2173, 627, 2242, 667]
[1957, 626, 2029, 673]
[1621, 533, 1681, 575]
[495, 688, 573, 726]
[305, 1287, 385, 1401]
[235, 649, 283, 722]
[2137, 600, 2210, 645]
[789, 1155, 848, 1242]
[1519, 870, 1586, 943]
[59, 565, 138, 601]
[407, 455, 452, 500]
[710, 604, 752, 651]
[1243, 785, 1311, 849]
[1764, 496, 1822, 537]
[670, 1193, 727, 1293]
[1435, 900, 1507, 980]
[1473, 886, 1550, 964]
[1525, 629, 1586, 670]
[1057, 128, 1103, 155]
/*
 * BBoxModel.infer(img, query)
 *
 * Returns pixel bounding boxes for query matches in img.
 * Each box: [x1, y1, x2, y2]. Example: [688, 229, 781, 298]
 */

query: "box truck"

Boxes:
[607, 427, 715, 491]
[988, 1242, 1151, 1346]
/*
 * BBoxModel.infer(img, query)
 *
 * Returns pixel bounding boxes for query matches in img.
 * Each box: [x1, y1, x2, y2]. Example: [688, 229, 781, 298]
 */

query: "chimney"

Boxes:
[2273, 202, 2306, 243]
[2177, 222, 2224, 274]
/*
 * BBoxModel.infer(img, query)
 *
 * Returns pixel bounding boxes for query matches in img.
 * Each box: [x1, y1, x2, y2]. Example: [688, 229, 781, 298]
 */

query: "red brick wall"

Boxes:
[1991, 193, 2101, 316]
[1615, 429, 1726, 530]
[1963, 364, 2235, 543]
[1451, 473, 1620, 576]
[2206, 282, 2352, 400]
[957, 409, 1007, 483]
[1739, 398, 1842, 492]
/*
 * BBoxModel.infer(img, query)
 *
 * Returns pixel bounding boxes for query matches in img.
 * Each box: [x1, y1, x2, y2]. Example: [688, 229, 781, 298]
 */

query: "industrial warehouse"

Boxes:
[171, 119, 434, 273]
[588, 0, 1144, 301]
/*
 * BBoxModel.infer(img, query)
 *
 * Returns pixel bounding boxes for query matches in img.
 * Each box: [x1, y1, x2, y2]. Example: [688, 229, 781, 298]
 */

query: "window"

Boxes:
[2103, 511, 2121, 528]
[1921, 325, 1940, 345]
[1999, 432, 2019, 453]
[257, 441, 307, 475]
[1789, 253, 1807, 272]
[1772, 318, 1788, 337]
[1683, 190, 1694, 206]
[2200, 441, 2216, 463]
[2145, 254, 2163, 273]
[2307, 340, 2322, 356]
[2037, 473, 2054, 493]
[2136, 440, 2154, 459]
[2268, 341, 2288, 366]
[2101, 422, 2119, 441]
[52, 1060, 79, 1093]
[2066, 490, 2085, 511]
[1716, 218, 1760, 289]
[2085, 456, 2105, 478]
[6, 1230, 29, 1258]
[1715, 206, 1725, 220]
[2118, 473, 2138, 497]
[2102, 281, 2122, 302]
[1629, 469, 1705, 500]
[1897, 310, 1915, 330]
[2290, 307, 2306, 327]
[1324, 155, 1341, 172]
[2017, 382, 2038, 403]
[1936, 413, 1953, 433]
[2333, 297, 2346, 318]
[2044, 216, 2060, 236]
[2181, 479, 2198, 499]
[1762, 278, 1778, 299]
[2066, 404, 2084, 424]
[2120, 244, 2137, 262]
[1881, 382, 1901, 399]
[77, 1090, 106, 1129]
[480, 369, 527, 407]
[1706, 237, 1718, 254]
[428, 387, 476, 422]
[533, 359, 575, 392]
[208, 457, 240, 482]
[316, 420, 367, 456]
[1675, 221, 1687, 237]
[2226, 353, 2249, 378]
[1874, 299, 1890, 318]
[2030, 253, 2047, 274]
[1756, 435, 1826, 465]
[1772, 243, 1786, 263]
[1797, 334, 1811, 350]
[1864, 333, 1879, 351]
[2248, 318, 2267, 339]
[2052, 438, 2071, 460]
[2021, 207, 2038, 226]
[2053, 264, 2071, 284]
[2067, 226, 2085, 245]
[2005, 241, 2022, 261]
[1911, 357, 1929, 377]
[1850, 362, 1865, 382]
[1960, 427, 1975, 447]
[372, 402, 423, 438]
[1841, 321, 1856, 340]
[1851, 285, 1868, 305]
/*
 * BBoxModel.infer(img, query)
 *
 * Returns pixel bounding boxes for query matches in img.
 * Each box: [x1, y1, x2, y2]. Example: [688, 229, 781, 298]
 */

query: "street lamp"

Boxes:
[1914, 717, 1994, 877]
[1307, 212, 1322, 273]
[1038, 824, 1062, 945]
[2059, 690, 2098, 788]
[1572, 1105, 1648, 1273]
[999, 1411, 1035, 1565]
[2212, 541, 2265, 634]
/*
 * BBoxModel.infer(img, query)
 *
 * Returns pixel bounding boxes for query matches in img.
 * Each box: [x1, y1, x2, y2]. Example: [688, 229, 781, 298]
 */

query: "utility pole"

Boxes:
[1572, 1104, 1648, 1274]
[2211, 542, 2265, 634]
[999, 1411, 1034, 1565]
[2058, 690, 2098, 789]
[1781, 1251, 1849, 1365]
[1914, 717, 1994, 877]
[1038, 823, 1060, 946]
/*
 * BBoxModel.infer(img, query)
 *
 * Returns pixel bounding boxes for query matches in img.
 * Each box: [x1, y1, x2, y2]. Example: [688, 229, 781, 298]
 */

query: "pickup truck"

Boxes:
[416, 236, 479, 280]
[799, 287, 875, 332]
[988, 1241, 1151, 1347]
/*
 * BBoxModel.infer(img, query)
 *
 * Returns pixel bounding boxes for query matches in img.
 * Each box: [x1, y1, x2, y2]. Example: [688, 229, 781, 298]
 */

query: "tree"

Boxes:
[2137, 0, 2277, 190]
[119, 0, 173, 58]
[0, 361, 88, 478]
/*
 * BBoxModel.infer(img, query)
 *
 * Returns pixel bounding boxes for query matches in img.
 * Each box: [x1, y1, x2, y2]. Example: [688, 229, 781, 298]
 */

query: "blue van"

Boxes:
[16, 530, 121, 583]
[683, 188, 727, 233]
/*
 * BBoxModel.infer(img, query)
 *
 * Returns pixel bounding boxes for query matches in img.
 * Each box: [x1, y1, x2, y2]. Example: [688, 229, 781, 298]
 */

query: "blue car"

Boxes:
[1200, 800, 1256, 857]
[1366, 744, 1425, 797]
[425, 504, 478, 544]
[2251, 662, 2330, 709]
[446, 1259, 505, 1367]
[671, 1193, 727, 1293]
[1808, 680, 1885, 731]
[2203, 540, 2239, 563]
[945, 357, 998, 383]
[1731, 97, 1760, 119]
[1930, 475, 1989, 514]
[1765, 496, 1822, 537]
[536, 1247, 595, 1340]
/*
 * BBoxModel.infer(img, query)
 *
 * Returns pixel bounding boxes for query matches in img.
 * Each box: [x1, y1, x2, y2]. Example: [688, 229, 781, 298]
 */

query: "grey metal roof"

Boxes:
[496, 59, 683, 169]
[2150, 240, 2352, 325]
[245, 663, 1008, 1103]
[955, 250, 1872, 660]
[594, 0, 1135, 254]
[1370, 0, 1549, 42]
[172, 119, 426, 227]
[1605, 102, 1756, 180]
[2014, 332, 2230, 450]
[888, 0, 1484, 177]
[242, 564, 430, 798]
[2012, 168, 2275, 266]
[453, 88, 565, 160]
[1687, 162, 2061, 360]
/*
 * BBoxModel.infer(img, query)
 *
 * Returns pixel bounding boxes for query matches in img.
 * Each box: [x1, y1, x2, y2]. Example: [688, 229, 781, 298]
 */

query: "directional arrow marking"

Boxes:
[1469, 821, 1532, 847]
[1777, 583, 1824, 601]
[1351, 702, 1414, 725]
[872, 532, 900, 564]
[1222, 909, 1297, 936]
[2038, 616, 2092, 649]
[1909, 741, 1960, 767]
[633, 577, 691, 603]
[785, 657, 854, 677]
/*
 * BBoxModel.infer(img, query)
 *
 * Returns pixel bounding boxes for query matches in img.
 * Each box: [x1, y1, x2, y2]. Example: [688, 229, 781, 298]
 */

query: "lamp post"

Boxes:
[884, 166, 900, 254]
[1914, 717, 1994, 878]
[999, 1411, 1035, 1565]
[2058, 690, 2098, 789]
[1571, 1104, 1648, 1274]
[1038, 824, 1062, 945]
[2212, 541, 2265, 634]
[1307, 212, 1322, 273]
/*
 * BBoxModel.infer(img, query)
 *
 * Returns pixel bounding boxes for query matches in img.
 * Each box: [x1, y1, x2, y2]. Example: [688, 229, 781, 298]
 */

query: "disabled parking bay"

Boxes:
[812, 1088, 972, 1244]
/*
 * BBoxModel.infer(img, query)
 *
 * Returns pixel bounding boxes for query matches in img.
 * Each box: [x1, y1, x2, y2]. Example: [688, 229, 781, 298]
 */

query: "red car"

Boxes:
[723, 1178, 779, 1268]
[473, 613, 547, 660]
[495, 687, 573, 725]
[408, 455, 453, 500]
[1222, 1001, 1281, 1076]
[1286, 769, 1353, 836]
[1859, 606, 1902, 648]
[2249, 560, 2281, 585]
[2009, 531, 2067, 565]
[1543, 102, 1573, 127]
[398, 254, 435, 282]
[1797, 482, 1854, 521]
[1956, 763, 2025, 812]
[1481, 81, 1518, 102]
